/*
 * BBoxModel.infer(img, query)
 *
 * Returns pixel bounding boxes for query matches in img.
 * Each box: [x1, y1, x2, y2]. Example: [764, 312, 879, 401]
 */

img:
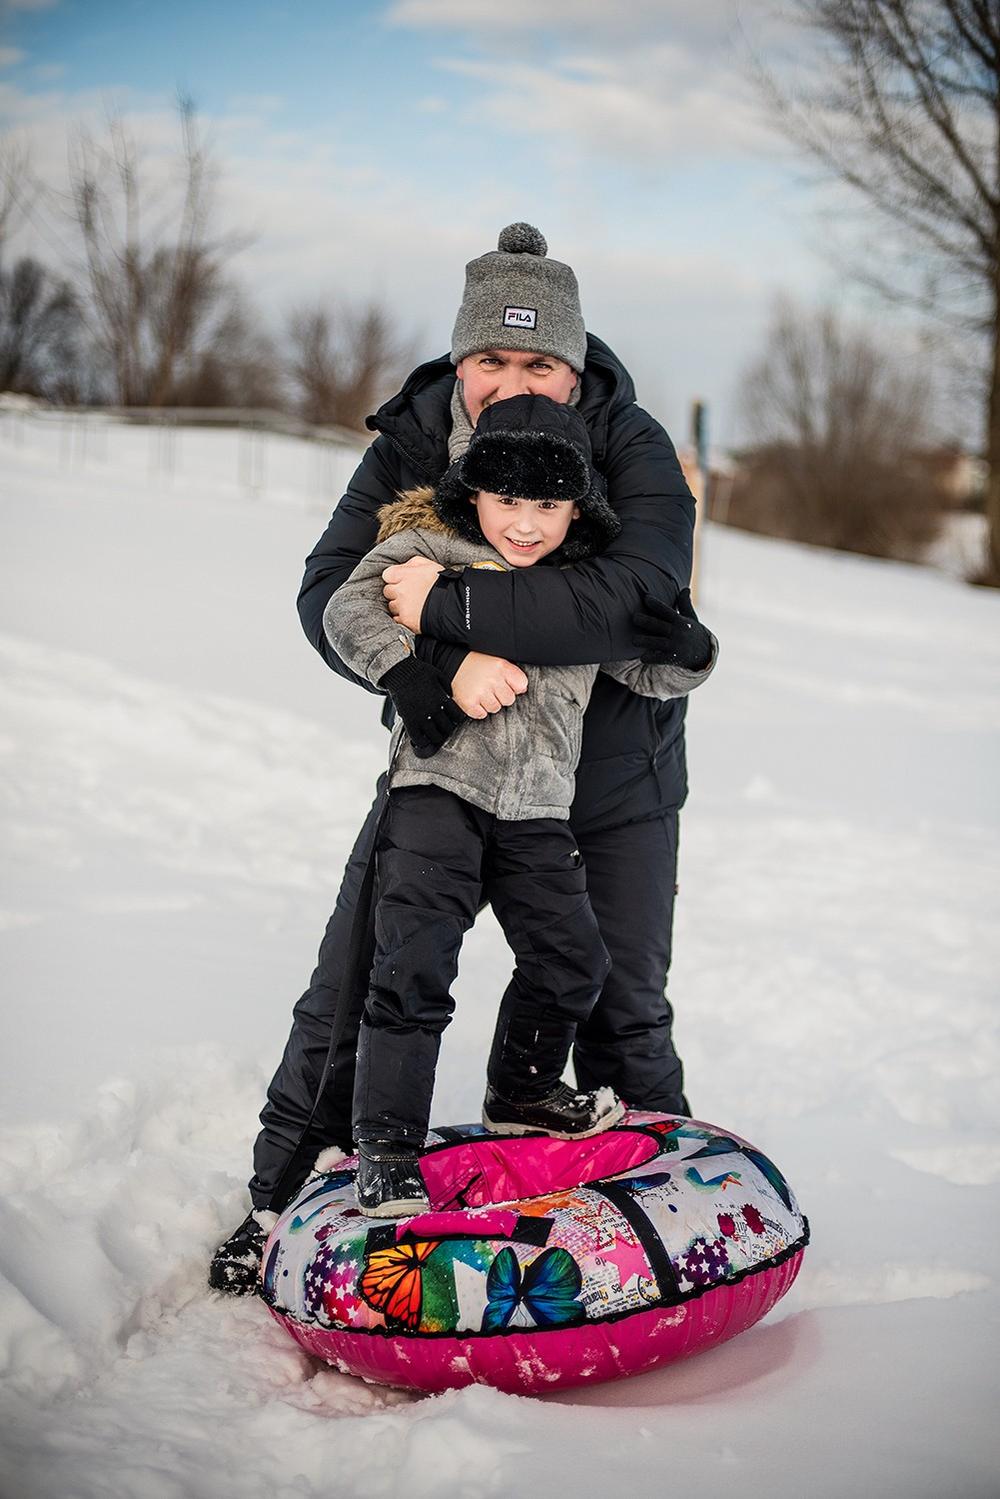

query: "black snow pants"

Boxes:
[352, 785, 611, 1146]
[249, 785, 683, 1210]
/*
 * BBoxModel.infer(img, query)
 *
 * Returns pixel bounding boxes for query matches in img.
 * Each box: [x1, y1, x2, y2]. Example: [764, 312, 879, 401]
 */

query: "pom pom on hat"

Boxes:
[497, 223, 548, 257]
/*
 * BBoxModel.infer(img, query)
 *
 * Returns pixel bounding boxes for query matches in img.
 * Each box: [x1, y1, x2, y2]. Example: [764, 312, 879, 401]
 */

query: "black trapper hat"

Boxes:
[434, 394, 620, 562]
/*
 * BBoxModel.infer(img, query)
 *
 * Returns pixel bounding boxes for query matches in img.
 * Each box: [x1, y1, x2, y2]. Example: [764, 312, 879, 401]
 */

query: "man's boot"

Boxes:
[208, 1209, 278, 1296]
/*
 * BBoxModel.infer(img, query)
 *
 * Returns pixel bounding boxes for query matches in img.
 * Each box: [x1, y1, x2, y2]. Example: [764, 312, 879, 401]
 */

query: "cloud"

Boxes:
[0, 47, 26, 67]
[437, 47, 770, 165]
[385, 0, 770, 169]
[387, 0, 730, 41]
[224, 93, 284, 117]
[386, 0, 798, 174]
[0, 81, 185, 154]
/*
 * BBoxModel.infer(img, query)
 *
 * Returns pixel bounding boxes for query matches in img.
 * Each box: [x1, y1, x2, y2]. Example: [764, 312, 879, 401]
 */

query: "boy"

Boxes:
[323, 393, 717, 1217]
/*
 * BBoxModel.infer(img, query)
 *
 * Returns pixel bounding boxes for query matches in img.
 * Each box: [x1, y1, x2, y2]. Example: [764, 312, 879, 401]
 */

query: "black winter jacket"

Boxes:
[297, 334, 697, 833]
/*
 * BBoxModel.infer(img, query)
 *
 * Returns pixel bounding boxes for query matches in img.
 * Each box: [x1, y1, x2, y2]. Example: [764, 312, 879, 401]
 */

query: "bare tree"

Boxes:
[730, 299, 945, 559]
[286, 300, 413, 432]
[0, 256, 85, 401]
[0, 141, 84, 401]
[68, 98, 245, 407]
[755, 2, 1000, 581]
[169, 288, 283, 409]
[0, 137, 36, 249]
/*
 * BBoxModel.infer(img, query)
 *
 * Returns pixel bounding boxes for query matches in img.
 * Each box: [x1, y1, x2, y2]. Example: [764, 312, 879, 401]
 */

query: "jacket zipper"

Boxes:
[380, 428, 442, 484]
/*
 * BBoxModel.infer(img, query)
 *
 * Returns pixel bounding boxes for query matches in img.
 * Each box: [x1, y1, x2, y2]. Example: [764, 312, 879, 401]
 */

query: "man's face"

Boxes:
[472, 492, 580, 568]
[456, 349, 579, 423]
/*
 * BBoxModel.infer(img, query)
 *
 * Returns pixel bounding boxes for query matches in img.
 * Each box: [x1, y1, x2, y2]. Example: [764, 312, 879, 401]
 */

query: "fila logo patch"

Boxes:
[503, 305, 537, 329]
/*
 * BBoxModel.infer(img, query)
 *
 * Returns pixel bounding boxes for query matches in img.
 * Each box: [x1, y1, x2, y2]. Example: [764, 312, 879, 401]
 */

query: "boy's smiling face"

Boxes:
[473, 491, 580, 568]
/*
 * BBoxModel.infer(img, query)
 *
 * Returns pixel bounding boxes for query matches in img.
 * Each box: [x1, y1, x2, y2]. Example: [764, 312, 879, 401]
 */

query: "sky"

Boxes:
[0, 0, 932, 446]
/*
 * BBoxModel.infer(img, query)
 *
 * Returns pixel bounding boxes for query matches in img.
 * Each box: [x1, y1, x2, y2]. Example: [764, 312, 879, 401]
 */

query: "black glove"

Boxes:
[379, 656, 466, 759]
[632, 588, 715, 670]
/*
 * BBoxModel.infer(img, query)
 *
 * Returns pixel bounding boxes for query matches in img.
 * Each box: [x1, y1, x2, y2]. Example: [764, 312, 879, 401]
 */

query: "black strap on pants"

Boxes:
[264, 774, 390, 1212]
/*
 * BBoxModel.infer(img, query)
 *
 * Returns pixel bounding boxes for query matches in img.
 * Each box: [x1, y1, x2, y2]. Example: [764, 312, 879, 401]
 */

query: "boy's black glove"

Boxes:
[378, 656, 466, 758]
[632, 588, 715, 671]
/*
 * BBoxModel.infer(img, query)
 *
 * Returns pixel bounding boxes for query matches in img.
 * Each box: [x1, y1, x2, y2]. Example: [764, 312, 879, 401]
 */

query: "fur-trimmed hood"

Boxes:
[376, 487, 448, 543]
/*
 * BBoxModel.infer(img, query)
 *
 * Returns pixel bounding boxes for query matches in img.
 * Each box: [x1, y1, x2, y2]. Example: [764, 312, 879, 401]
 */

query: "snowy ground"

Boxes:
[1, 414, 998, 1499]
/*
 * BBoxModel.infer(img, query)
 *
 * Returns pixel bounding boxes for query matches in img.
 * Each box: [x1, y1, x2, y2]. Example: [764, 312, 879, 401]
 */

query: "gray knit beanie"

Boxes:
[451, 223, 587, 374]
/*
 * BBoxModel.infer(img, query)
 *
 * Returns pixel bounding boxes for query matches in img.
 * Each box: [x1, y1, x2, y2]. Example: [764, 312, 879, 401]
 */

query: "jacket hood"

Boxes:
[366, 332, 637, 482]
[375, 487, 447, 542]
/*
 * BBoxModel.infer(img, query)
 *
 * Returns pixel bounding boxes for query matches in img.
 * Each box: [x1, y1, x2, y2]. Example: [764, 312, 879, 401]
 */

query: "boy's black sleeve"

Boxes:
[419, 405, 695, 666]
[413, 635, 470, 685]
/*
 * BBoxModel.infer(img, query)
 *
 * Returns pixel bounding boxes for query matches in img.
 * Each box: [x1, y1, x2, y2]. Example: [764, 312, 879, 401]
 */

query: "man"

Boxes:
[209, 222, 704, 1293]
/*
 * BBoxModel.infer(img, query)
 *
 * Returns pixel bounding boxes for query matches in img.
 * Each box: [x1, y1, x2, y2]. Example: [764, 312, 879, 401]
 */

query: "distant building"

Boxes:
[909, 446, 986, 510]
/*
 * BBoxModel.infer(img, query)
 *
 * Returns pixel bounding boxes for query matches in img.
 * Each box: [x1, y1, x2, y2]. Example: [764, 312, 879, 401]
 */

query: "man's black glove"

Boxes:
[632, 588, 715, 671]
[378, 656, 466, 759]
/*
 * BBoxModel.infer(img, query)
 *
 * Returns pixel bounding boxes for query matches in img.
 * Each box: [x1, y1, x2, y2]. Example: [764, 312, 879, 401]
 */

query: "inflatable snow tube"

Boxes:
[262, 1111, 808, 1395]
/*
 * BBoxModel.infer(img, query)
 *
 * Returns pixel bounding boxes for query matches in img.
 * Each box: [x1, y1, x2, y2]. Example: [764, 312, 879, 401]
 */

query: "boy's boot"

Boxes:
[355, 1139, 429, 1218]
[208, 1208, 278, 1295]
[482, 1081, 625, 1139]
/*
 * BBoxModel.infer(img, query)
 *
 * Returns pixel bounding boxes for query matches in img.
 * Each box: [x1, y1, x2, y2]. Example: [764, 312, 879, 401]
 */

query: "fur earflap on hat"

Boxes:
[432, 394, 620, 563]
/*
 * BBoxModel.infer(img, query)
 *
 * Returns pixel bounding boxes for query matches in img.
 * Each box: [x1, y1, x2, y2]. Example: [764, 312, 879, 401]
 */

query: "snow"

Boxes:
[2, 411, 999, 1498]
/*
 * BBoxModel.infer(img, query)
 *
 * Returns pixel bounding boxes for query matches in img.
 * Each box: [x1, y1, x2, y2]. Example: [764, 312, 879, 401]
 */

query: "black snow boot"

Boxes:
[208, 1209, 277, 1296]
[355, 1141, 429, 1219]
[482, 1082, 625, 1139]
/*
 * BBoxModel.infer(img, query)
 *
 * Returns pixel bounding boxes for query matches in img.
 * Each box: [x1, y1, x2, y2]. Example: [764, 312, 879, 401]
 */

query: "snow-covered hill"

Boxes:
[1, 414, 998, 1498]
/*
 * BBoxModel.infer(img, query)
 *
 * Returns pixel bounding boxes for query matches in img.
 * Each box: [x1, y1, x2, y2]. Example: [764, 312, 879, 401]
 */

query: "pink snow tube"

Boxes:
[262, 1111, 808, 1395]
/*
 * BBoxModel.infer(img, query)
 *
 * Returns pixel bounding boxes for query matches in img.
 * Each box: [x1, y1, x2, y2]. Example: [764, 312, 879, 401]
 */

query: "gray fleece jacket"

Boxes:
[323, 490, 717, 822]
